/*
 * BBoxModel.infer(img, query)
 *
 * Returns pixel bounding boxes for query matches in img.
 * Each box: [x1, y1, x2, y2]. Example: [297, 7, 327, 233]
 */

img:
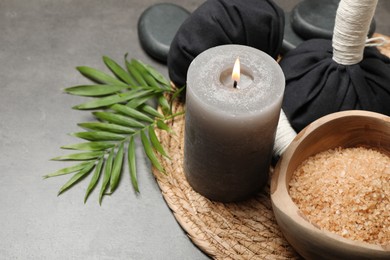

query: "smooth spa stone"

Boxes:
[184, 45, 285, 202]
[282, 0, 376, 53]
[292, 0, 376, 40]
[281, 11, 304, 54]
[138, 3, 190, 63]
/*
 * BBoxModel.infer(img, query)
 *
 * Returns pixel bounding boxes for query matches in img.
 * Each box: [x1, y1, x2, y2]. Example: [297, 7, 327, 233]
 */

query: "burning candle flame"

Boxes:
[232, 57, 240, 88]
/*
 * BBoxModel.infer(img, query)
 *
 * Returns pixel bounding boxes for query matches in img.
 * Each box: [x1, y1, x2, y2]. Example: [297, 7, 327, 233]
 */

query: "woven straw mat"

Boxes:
[151, 37, 390, 259]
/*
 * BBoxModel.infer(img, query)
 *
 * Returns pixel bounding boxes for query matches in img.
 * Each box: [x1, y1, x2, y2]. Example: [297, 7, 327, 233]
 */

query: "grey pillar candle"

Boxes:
[184, 45, 285, 202]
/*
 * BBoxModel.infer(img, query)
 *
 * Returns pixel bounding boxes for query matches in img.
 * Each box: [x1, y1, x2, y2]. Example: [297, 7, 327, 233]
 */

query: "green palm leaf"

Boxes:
[73, 89, 155, 110]
[64, 84, 129, 96]
[78, 122, 135, 134]
[140, 104, 164, 119]
[126, 94, 156, 108]
[125, 60, 148, 86]
[111, 104, 154, 123]
[110, 142, 124, 193]
[140, 130, 164, 173]
[128, 136, 139, 192]
[61, 141, 115, 151]
[93, 111, 145, 128]
[99, 148, 114, 204]
[103, 56, 137, 86]
[77, 66, 128, 87]
[156, 120, 173, 134]
[57, 162, 96, 195]
[51, 151, 104, 161]
[132, 59, 170, 88]
[43, 161, 95, 178]
[170, 86, 185, 113]
[158, 95, 170, 115]
[143, 64, 170, 87]
[148, 126, 170, 159]
[70, 131, 125, 141]
[84, 156, 104, 203]
[130, 59, 161, 90]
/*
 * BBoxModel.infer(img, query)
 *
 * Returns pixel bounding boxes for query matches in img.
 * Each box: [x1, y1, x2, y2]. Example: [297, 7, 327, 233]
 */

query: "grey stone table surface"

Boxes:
[1, 0, 388, 259]
[0, 1, 207, 259]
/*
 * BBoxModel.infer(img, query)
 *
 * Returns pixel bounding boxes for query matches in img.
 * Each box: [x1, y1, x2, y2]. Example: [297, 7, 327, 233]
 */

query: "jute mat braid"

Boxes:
[151, 36, 390, 259]
[152, 100, 299, 259]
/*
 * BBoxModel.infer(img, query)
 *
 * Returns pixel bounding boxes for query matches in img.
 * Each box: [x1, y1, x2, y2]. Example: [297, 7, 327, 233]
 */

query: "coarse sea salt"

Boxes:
[289, 146, 390, 245]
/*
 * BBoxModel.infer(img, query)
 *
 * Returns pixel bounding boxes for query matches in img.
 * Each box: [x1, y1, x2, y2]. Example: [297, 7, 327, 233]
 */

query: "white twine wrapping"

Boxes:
[274, 0, 379, 157]
[365, 36, 387, 47]
[332, 0, 378, 65]
[273, 110, 296, 156]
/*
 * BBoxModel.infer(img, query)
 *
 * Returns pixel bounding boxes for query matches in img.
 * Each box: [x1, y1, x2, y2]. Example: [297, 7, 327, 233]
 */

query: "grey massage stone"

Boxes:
[138, 3, 190, 63]
[283, 0, 376, 53]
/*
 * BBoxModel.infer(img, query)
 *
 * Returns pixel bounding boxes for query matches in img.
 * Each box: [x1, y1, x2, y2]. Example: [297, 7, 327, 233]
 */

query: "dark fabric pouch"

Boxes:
[168, 0, 285, 87]
[280, 39, 390, 132]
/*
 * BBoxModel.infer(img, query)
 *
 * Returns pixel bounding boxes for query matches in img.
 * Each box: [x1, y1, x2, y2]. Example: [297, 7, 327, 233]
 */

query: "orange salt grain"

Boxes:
[289, 147, 390, 245]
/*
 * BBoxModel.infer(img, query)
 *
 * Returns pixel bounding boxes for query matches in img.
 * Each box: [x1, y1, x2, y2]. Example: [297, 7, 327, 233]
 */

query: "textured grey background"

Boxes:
[0, 0, 388, 259]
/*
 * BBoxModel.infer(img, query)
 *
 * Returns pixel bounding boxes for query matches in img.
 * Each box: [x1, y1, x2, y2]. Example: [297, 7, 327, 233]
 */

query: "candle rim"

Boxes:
[186, 44, 285, 115]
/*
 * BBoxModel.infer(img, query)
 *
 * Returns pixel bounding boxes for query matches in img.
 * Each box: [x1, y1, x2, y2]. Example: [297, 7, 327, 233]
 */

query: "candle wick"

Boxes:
[233, 80, 237, 88]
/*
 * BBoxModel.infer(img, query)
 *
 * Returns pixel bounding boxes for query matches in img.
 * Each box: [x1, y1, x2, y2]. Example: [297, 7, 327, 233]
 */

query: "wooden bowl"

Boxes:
[271, 110, 390, 259]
